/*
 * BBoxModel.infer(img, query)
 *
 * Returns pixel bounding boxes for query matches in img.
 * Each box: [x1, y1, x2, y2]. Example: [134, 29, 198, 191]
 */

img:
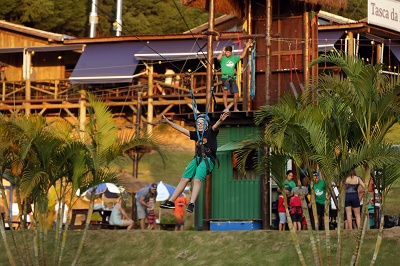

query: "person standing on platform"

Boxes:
[217, 42, 251, 112]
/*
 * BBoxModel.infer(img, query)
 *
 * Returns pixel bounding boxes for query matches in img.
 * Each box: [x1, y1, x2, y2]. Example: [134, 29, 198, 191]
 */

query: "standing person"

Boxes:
[174, 195, 188, 231]
[290, 187, 303, 231]
[54, 199, 69, 229]
[136, 183, 158, 229]
[217, 42, 251, 112]
[278, 170, 296, 198]
[109, 198, 134, 230]
[160, 112, 229, 213]
[345, 170, 365, 229]
[147, 197, 156, 230]
[278, 192, 287, 231]
[313, 171, 326, 230]
[0, 65, 6, 82]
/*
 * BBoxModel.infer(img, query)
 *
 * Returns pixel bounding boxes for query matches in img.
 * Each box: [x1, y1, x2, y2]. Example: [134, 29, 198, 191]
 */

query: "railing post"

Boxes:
[54, 79, 59, 99]
[2, 82, 5, 101]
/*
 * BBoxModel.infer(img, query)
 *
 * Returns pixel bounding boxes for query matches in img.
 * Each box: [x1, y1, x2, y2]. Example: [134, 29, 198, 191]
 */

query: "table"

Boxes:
[69, 209, 112, 230]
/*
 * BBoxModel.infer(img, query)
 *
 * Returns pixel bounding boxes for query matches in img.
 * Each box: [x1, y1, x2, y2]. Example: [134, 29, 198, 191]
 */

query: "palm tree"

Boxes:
[370, 162, 400, 265]
[71, 91, 166, 265]
[311, 53, 400, 265]
[235, 53, 400, 265]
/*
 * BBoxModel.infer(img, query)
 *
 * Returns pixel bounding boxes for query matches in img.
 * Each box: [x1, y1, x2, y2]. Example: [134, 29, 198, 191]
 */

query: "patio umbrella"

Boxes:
[84, 183, 122, 199]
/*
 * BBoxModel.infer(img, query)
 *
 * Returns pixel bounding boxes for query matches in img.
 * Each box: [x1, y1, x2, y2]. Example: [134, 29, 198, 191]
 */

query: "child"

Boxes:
[290, 187, 303, 231]
[160, 112, 229, 213]
[278, 192, 286, 231]
[174, 195, 188, 231]
[147, 197, 156, 230]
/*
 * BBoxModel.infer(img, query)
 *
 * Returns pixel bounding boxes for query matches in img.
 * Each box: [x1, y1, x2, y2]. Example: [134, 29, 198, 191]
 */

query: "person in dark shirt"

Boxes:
[160, 112, 229, 213]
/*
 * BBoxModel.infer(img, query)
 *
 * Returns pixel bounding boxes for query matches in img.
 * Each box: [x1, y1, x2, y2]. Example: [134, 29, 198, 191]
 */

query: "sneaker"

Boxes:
[186, 202, 195, 213]
[223, 108, 230, 113]
[160, 200, 175, 209]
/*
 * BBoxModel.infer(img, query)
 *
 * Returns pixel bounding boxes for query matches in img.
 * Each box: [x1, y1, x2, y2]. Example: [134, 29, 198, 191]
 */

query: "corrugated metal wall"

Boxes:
[196, 126, 261, 228]
[212, 151, 261, 219]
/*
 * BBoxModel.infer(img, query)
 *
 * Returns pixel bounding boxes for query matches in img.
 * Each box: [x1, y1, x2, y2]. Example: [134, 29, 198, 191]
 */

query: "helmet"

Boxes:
[196, 114, 210, 124]
[196, 114, 210, 130]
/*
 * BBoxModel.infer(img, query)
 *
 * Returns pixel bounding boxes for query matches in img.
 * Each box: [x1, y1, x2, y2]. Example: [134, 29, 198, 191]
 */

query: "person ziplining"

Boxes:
[160, 111, 229, 213]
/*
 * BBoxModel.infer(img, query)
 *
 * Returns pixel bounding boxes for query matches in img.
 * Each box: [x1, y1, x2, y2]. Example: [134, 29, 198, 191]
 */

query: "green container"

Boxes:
[195, 125, 262, 229]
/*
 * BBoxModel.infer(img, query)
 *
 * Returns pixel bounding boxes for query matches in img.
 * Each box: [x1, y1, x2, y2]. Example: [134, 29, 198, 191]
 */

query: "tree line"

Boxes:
[0, 0, 209, 37]
[0, 0, 368, 38]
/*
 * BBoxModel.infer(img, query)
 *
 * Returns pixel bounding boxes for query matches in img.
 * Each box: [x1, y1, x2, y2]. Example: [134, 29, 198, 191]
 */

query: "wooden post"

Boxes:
[203, 0, 215, 231]
[303, 6, 310, 90]
[348, 31, 354, 57]
[54, 79, 59, 99]
[147, 65, 154, 134]
[79, 90, 86, 139]
[205, 0, 215, 113]
[265, 0, 272, 106]
[131, 91, 142, 224]
[2, 82, 5, 101]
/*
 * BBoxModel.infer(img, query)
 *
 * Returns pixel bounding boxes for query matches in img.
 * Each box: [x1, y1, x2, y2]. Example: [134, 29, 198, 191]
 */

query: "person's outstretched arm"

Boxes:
[162, 114, 190, 136]
[240, 42, 252, 59]
[212, 112, 229, 131]
[217, 47, 225, 61]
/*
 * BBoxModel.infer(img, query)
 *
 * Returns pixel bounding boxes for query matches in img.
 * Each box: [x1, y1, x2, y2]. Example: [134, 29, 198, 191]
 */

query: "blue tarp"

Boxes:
[70, 42, 141, 84]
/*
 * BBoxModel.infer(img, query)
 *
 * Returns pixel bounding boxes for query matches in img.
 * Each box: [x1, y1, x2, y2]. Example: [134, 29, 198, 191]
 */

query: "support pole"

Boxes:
[303, 6, 310, 91]
[24, 49, 32, 115]
[89, 0, 98, 38]
[131, 91, 142, 223]
[203, 0, 216, 231]
[147, 65, 154, 134]
[205, 0, 215, 113]
[116, 0, 122, 36]
[265, 0, 272, 106]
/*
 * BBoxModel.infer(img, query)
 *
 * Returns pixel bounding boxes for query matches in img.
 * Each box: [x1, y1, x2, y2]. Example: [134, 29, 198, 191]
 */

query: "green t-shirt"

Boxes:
[220, 55, 241, 78]
[285, 180, 296, 191]
[314, 179, 326, 205]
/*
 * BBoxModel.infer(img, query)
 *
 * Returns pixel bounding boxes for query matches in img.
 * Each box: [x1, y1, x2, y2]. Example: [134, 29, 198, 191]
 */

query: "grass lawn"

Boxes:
[2, 229, 400, 265]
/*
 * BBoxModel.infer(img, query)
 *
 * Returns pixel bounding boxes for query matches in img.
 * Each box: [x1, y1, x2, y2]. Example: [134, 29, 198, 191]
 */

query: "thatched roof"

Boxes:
[116, 171, 149, 194]
[300, 0, 347, 9]
[180, 0, 347, 14]
[180, 0, 243, 16]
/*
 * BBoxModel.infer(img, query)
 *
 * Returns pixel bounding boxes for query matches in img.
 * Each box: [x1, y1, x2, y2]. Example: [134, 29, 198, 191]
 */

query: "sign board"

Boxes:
[368, 0, 400, 33]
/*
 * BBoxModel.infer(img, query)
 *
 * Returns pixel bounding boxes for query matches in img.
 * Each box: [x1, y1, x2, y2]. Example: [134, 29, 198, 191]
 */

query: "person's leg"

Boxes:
[189, 178, 202, 204]
[353, 207, 361, 229]
[345, 206, 353, 229]
[140, 218, 146, 230]
[136, 203, 146, 230]
[121, 220, 134, 230]
[230, 81, 239, 111]
[189, 158, 214, 204]
[233, 92, 239, 111]
[223, 89, 229, 110]
[169, 178, 190, 202]
[221, 78, 229, 110]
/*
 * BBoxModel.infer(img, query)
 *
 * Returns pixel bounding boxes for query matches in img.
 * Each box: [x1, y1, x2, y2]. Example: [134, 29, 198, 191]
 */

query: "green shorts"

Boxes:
[182, 157, 214, 182]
